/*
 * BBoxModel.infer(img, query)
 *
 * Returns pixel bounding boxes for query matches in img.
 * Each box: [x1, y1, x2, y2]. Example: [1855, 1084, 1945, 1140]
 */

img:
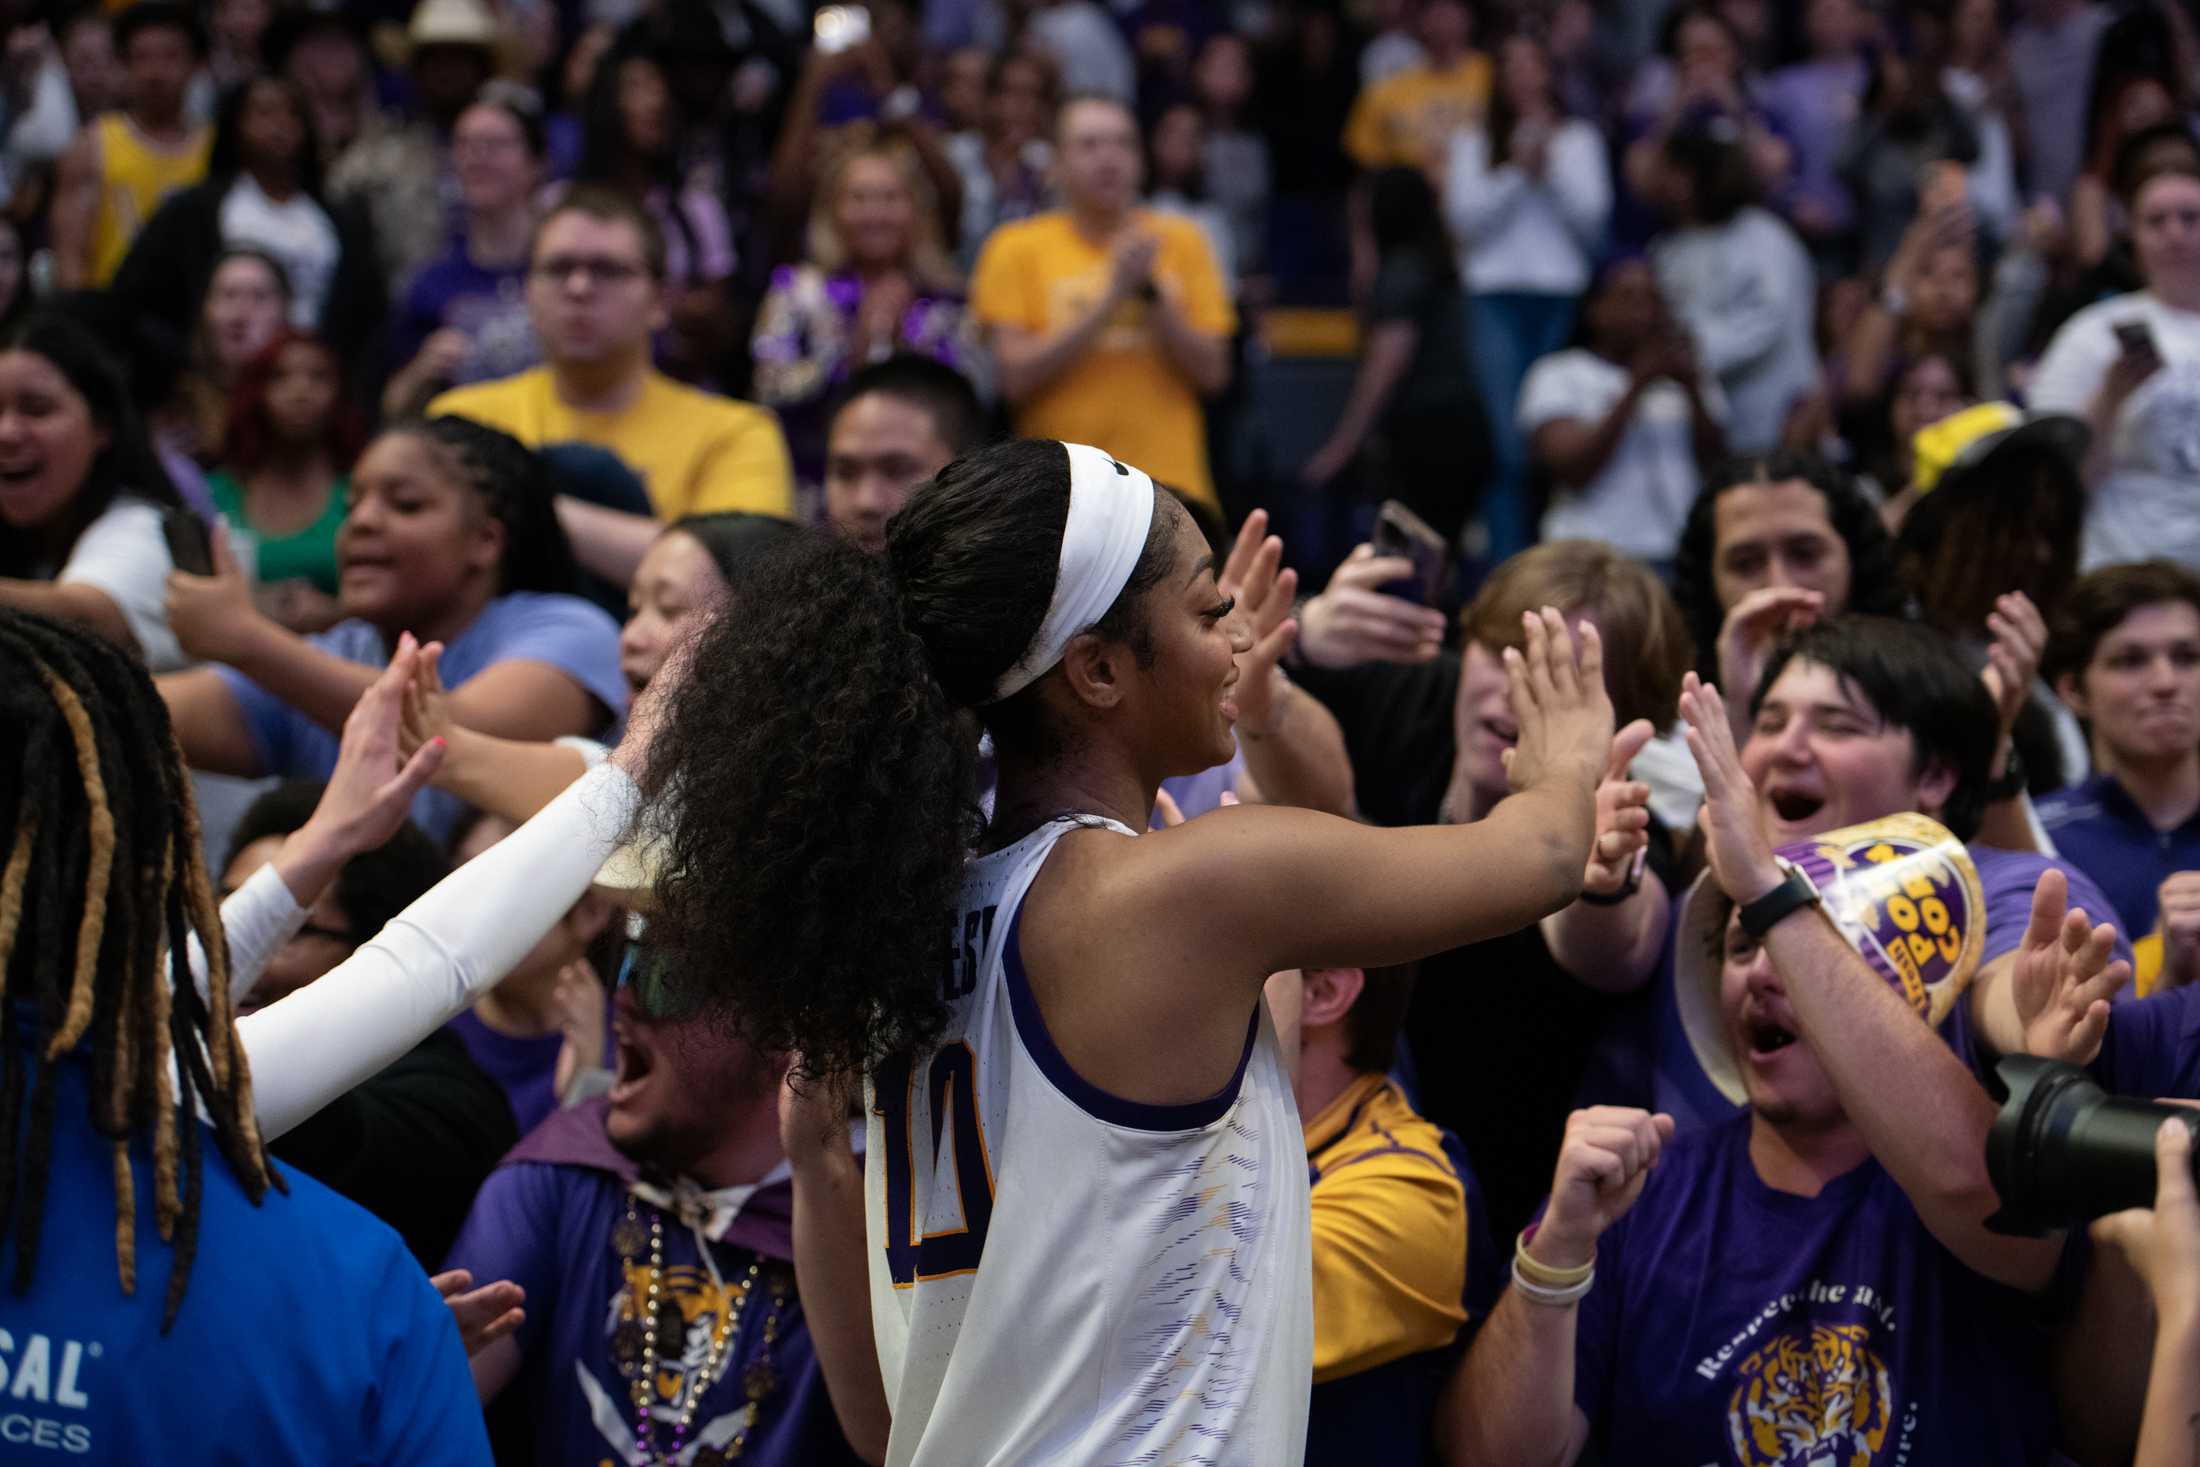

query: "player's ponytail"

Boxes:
[636, 439, 1163, 1079]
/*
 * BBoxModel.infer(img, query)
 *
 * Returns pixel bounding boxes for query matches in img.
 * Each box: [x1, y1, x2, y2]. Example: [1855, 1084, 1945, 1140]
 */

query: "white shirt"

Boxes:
[2028, 290, 2200, 571]
[1027, 2, 1136, 101]
[1442, 119, 1610, 296]
[1653, 207, 1820, 457]
[1519, 347, 1724, 560]
[55, 496, 184, 672]
[868, 817, 1313, 1466]
[220, 174, 340, 328]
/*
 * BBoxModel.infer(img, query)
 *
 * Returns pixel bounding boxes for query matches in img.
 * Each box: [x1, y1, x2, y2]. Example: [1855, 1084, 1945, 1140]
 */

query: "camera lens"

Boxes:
[1986, 1055, 2200, 1235]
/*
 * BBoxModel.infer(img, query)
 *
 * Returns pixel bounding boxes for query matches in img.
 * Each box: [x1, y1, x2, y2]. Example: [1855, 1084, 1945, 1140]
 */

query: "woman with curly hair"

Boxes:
[629, 437, 1616, 1461]
[155, 416, 626, 842]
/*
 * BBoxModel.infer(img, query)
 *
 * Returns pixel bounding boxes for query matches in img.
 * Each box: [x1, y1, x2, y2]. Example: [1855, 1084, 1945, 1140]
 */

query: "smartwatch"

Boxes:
[1738, 862, 1822, 938]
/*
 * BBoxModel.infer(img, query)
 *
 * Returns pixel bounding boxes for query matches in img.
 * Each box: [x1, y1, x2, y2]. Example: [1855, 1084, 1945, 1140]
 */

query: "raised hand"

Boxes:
[1215, 509, 1301, 736]
[1583, 719, 1657, 898]
[1529, 1105, 1677, 1270]
[551, 958, 609, 1101]
[164, 519, 265, 666]
[297, 635, 447, 858]
[431, 1269, 525, 1359]
[2011, 867, 2130, 1065]
[1678, 673, 1783, 905]
[2158, 871, 2200, 990]
[397, 640, 453, 761]
[1501, 608, 1613, 799]
[1296, 544, 1449, 668]
[1715, 586, 1822, 739]
[2091, 1118, 2200, 1326]
[1981, 591, 2047, 742]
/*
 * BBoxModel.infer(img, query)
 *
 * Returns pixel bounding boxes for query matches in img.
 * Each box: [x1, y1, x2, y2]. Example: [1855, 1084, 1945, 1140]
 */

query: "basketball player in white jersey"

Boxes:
[628, 439, 1615, 1464]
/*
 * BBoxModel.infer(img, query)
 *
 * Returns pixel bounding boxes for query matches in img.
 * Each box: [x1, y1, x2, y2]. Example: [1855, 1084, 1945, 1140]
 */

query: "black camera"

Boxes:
[1985, 1055, 2200, 1235]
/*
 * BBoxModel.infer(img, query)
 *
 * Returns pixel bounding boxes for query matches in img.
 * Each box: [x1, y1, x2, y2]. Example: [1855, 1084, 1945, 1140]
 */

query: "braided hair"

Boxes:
[0, 610, 280, 1332]
[391, 415, 582, 597]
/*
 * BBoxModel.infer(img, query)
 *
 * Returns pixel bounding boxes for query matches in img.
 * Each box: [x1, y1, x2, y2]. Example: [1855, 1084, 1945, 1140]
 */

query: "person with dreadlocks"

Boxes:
[0, 608, 489, 1462]
[155, 414, 627, 842]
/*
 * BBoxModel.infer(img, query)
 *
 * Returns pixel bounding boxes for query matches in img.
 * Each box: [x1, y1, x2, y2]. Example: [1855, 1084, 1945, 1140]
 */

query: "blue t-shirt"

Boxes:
[1650, 846, 2137, 1128]
[443, 1156, 865, 1467]
[0, 1054, 487, 1464]
[2038, 774, 2200, 939]
[215, 592, 626, 842]
[1571, 1110, 2060, 1466]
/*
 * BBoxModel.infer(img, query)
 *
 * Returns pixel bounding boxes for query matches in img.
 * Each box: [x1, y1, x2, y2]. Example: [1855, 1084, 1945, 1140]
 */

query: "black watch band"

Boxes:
[1738, 866, 1820, 938]
[1985, 744, 2027, 802]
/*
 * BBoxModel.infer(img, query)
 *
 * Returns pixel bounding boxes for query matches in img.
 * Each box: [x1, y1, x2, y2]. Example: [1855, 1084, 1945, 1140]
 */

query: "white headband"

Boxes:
[989, 442, 1158, 703]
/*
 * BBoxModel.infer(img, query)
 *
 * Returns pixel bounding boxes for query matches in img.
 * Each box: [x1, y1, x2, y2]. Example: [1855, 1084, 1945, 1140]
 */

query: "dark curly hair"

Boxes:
[636, 440, 1174, 1078]
[1671, 453, 1908, 674]
[391, 415, 581, 597]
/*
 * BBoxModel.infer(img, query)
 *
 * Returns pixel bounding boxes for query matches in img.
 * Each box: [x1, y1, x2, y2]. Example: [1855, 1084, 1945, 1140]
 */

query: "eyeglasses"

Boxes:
[216, 884, 358, 947]
[530, 255, 651, 287]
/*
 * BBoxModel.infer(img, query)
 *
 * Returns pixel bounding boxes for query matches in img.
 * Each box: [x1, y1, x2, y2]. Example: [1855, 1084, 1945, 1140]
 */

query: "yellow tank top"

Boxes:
[86, 114, 210, 287]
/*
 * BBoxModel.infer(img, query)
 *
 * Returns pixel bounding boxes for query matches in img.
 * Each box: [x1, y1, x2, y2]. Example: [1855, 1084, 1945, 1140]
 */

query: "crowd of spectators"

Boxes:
[18, 0, 2200, 1464]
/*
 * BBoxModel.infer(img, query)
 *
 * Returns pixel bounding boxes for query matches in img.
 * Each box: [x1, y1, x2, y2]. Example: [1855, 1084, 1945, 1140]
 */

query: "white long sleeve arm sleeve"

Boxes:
[190, 864, 310, 1009]
[237, 762, 642, 1141]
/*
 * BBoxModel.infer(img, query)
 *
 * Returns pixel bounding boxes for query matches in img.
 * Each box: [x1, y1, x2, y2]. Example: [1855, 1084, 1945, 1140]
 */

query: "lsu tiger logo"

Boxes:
[1725, 1323, 1895, 1467]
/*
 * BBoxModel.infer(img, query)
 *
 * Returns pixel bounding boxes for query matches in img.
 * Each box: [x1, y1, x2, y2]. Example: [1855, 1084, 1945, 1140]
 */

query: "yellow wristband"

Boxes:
[1516, 1226, 1594, 1288]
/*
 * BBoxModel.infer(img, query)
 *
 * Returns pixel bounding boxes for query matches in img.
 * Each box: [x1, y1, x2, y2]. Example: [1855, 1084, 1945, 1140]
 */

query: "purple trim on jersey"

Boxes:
[1000, 901, 1258, 1131]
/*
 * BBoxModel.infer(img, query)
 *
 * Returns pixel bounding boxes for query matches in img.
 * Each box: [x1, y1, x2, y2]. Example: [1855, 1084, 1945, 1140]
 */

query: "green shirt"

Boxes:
[205, 469, 348, 595]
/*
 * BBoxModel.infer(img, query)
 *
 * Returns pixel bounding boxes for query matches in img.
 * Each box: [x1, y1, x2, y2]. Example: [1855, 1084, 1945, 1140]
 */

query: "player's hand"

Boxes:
[1215, 509, 1300, 736]
[1501, 609, 1613, 801]
[297, 634, 447, 861]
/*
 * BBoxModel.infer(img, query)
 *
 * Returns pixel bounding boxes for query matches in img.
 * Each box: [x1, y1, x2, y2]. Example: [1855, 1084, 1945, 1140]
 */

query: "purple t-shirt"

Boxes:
[392, 244, 540, 387]
[444, 1157, 865, 1467]
[445, 1011, 565, 1139]
[1649, 846, 2135, 1129]
[1571, 1110, 2061, 1465]
[2095, 982, 2200, 1099]
[214, 592, 626, 843]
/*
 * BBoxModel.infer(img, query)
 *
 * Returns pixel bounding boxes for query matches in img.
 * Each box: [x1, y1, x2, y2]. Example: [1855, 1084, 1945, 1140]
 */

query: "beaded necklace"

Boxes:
[610, 1193, 791, 1465]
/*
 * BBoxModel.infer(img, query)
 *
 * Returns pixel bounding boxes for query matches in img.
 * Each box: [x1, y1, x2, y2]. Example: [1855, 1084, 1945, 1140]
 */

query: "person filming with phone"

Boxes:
[2031, 149, 2200, 573]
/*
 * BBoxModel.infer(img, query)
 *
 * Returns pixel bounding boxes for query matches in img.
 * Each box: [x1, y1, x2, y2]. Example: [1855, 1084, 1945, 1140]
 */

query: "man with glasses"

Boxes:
[431, 185, 795, 584]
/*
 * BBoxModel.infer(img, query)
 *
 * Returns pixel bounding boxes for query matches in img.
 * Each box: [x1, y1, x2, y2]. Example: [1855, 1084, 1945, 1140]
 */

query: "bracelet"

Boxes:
[1511, 1256, 1594, 1307]
[1515, 1227, 1594, 1288]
